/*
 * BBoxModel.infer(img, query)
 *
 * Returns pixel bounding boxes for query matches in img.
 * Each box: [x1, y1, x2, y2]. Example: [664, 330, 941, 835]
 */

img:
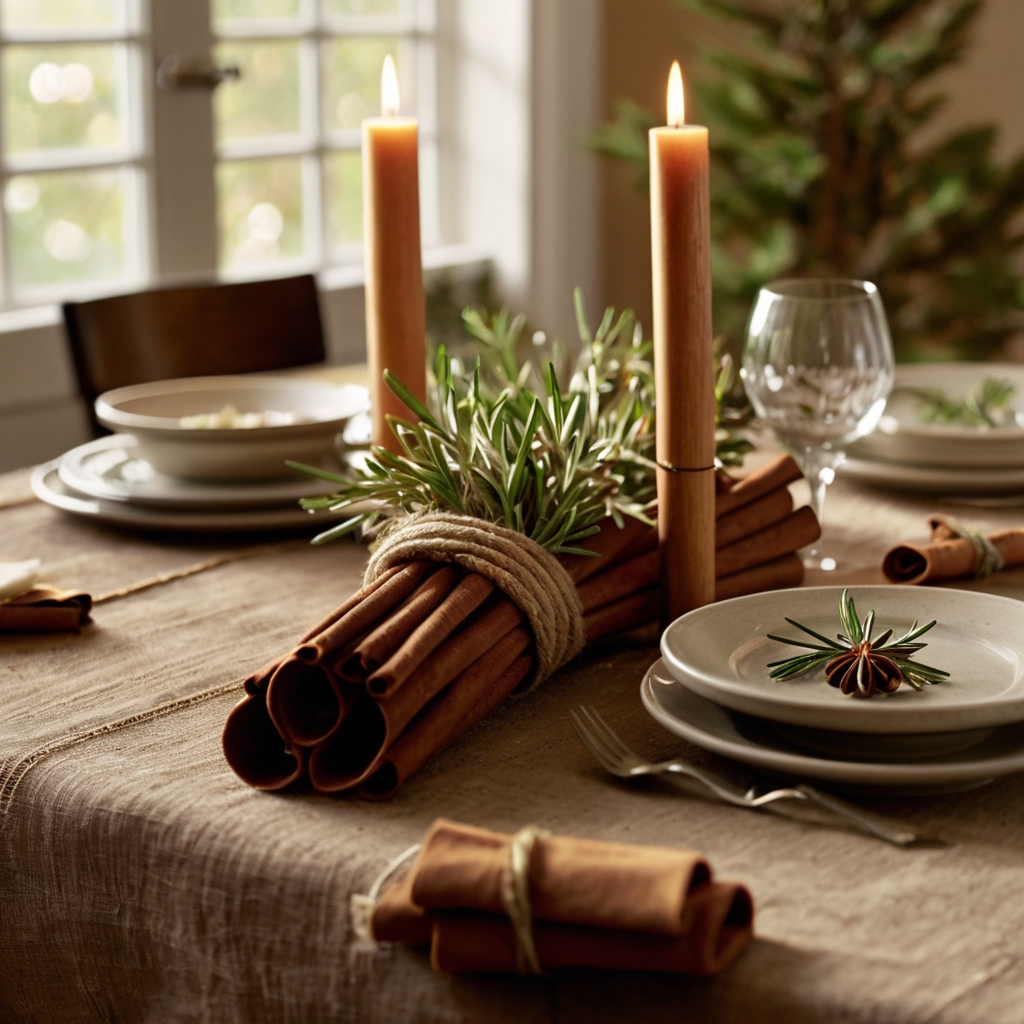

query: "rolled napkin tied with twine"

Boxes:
[883, 516, 1024, 585]
[366, 819, 754, 976]
[0, 558, 91, 632]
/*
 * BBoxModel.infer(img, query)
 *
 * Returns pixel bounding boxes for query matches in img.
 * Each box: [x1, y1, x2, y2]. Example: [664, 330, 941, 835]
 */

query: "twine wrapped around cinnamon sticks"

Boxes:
[222, 453, 817, 798]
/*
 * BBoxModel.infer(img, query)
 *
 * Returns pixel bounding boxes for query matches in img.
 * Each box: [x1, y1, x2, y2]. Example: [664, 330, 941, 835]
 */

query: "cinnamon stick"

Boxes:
[266, 655, 360, 747]
[297, 563, 406, 644]
[715, 484, 793, 550]
[715, 506, 819, 579]
[715, 454, 802, 518]
[359, 640, 533, 800]
[222, 694, 306, 792]
[297, 561, 433, 663]
[307, 598, 525, 791]
[716, 553, 804, 601]
[883, 516, 1024, 585]
[340, 565, 461, 682]
[365, 572, 495, 697]
[560, 514, 654, 585]
[583, 552, 805, 640]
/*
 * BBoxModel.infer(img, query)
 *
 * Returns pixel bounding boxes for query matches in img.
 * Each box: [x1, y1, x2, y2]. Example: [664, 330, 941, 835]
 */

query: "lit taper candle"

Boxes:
[363, 54, 427, 451]
[650, 61, 716, 621]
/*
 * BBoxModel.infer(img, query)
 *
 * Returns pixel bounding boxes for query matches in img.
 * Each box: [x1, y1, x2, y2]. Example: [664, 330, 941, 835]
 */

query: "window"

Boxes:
[211, 0, 438, 276]
[0, 0, 149, 305]
[0, 0, 437, 308]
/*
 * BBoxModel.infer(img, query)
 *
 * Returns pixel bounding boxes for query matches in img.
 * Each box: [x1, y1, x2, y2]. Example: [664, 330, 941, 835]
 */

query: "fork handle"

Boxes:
[795, 785, 917, 846]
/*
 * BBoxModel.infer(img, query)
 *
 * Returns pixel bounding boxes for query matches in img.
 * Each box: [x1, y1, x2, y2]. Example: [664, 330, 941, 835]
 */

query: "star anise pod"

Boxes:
[766, 590, 950, 699]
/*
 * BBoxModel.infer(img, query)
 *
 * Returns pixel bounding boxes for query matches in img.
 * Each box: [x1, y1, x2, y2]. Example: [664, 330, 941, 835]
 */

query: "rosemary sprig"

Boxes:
[766, 589, 950, 696]
[902, 377, 1018, 428]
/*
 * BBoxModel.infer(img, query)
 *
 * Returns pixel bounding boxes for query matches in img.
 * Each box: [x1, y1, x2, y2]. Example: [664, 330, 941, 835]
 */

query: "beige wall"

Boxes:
[600, 0, 1024, 332]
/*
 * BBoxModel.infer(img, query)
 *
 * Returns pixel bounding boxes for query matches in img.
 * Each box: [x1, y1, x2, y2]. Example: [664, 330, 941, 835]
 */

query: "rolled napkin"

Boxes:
[368, 819, 754, 976]
[0, 585, 92, 632]
[883, 516, 1024, 585]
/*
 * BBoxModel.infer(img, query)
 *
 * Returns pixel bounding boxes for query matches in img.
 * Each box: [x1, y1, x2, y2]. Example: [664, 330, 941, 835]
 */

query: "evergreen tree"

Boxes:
[592, 0, 1024, 360]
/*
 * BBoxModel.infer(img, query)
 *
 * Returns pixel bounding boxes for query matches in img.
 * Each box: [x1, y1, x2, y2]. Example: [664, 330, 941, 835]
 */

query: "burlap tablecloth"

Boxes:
[3, 469, 1024, 1024]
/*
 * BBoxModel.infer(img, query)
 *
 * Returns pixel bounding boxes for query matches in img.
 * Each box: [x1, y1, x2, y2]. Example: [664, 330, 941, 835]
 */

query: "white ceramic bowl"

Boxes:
[95, 376, 368, 481]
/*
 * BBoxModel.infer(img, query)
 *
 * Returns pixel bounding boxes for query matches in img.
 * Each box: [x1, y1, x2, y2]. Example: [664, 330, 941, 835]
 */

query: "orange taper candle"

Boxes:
[363, 54, 427, 451]
[650, 61, 716, 622]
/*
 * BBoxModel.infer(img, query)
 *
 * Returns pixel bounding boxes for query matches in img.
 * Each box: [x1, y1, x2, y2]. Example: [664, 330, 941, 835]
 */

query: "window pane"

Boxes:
[212, 0, 299, 24]
[6, 168, 125, 289]
[4, 43, 125, 155]
[217, 157, 304, 269]
[325, 149, 361, 250]
[1, 0, 121, 29]
[214, 39, 300, 142]
[323, 36, 398, 130]
[322, 0, 402, 14]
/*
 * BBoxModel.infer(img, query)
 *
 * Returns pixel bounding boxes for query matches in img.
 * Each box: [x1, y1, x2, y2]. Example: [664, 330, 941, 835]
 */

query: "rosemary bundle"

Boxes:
[290, 290, 750, 552]
[904, 377, 1020, 428]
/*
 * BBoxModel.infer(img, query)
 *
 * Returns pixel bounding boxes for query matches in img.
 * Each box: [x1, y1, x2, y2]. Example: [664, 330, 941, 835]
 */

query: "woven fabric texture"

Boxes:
[4, 468, 1024, 1023]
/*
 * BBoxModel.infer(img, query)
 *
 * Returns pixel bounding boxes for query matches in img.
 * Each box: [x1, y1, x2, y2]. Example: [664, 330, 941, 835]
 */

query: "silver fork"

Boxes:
[570, 706, 918, 847]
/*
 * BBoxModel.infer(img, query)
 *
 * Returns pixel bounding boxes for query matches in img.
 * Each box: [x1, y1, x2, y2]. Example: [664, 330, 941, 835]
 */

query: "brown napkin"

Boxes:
[370, 819, 754, 976]
[0, 586, 92, 631]
[882, 516, 1024, 585]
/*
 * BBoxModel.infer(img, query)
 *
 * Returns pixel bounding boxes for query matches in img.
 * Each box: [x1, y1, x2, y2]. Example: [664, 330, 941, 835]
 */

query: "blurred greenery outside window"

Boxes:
[0, 0, 139, 298]
[212, 0, 434, 275]
[0, 0, 436, 306]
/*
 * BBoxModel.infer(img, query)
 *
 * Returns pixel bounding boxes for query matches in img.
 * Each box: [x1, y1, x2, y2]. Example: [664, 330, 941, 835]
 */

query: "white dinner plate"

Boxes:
[32, 460, 354, 533]
[58, 435, 342, 509]
[838, 455, 1024, 496]
[660, 586, 1024, 734]
[641, 658, 1024, 793]
[848, 363, 1024, 469]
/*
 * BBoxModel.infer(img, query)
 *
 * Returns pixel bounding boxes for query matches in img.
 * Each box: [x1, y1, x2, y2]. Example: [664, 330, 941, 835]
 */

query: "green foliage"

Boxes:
[590, 0, 1024, 360]
[903, 375, 1017, 425]
[295, 286, 757, 548]
[291, 290, 659, 552]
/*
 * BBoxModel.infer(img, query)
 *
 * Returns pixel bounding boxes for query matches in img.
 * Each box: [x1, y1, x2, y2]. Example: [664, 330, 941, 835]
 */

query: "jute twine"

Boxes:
[931, 516, 1006, 578]
[363, 513, 586, 688]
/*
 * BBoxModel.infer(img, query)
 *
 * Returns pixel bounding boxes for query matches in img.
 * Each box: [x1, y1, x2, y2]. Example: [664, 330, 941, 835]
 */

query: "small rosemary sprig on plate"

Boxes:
[767, 589, 950, 699]
[902, 377, 1018, 428]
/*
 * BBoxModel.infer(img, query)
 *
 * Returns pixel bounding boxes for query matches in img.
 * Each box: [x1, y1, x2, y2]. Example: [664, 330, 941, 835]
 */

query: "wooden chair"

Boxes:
[64, 274, 326, 430]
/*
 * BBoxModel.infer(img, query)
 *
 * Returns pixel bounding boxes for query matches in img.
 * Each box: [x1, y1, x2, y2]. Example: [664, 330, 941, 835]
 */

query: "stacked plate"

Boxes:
[643, 586, 1024, 793]
[840, 363, 1024, 496]
[31, 375, 370, 533]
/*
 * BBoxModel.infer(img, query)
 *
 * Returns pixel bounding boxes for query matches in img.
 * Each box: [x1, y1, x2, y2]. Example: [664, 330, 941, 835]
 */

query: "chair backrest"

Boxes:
[64, 274, 326, 418]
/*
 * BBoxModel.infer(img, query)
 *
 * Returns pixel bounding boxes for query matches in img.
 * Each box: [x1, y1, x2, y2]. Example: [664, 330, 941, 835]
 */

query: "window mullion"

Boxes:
[150, 0, 218, 279]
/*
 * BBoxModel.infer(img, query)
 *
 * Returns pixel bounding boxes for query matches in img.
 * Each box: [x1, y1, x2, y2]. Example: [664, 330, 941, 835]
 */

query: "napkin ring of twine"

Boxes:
[500, 824, 552, 976]
[363, 512, 586, 688]
[350, 825, 552, 976]
[932, 516, 1006, 578]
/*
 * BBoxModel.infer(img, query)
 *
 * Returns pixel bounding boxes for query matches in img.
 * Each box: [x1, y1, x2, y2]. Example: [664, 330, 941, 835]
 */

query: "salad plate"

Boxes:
[660, 586, 1024, 734]
[58, 435, 341, 509]
[849, 363, 1024, 470]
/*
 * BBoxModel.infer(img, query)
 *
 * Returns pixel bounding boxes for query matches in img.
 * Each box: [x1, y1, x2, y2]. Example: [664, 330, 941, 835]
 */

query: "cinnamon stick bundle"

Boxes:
[883, 516, 1024, 585]
[371, 819, 754, 976]
[222, 453, 815, 799]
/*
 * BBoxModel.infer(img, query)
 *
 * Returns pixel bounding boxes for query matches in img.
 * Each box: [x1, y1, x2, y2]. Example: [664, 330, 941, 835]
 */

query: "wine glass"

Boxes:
[740, 279, 895, 570]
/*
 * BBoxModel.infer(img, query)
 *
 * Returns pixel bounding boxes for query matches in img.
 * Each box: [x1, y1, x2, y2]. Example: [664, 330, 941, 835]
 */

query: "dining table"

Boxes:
[4, 430, 1024, 1024]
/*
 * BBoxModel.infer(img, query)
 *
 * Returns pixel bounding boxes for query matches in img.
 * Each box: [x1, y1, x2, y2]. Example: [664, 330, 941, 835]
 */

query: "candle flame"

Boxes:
[667, 61, 684, 128]
[381, 54, 400, 116]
